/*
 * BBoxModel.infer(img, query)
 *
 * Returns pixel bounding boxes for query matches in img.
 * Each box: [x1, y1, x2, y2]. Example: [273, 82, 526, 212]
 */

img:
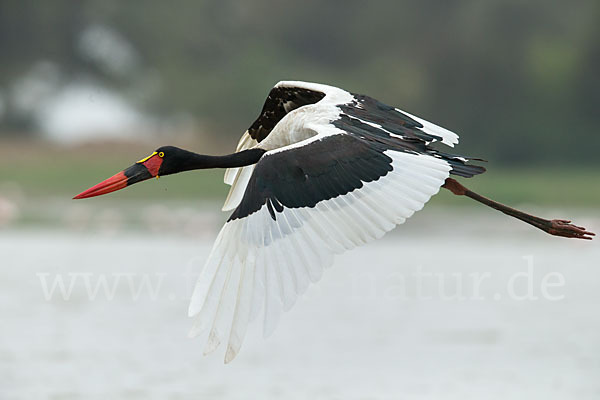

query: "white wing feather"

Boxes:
[396, 108, 459, 147]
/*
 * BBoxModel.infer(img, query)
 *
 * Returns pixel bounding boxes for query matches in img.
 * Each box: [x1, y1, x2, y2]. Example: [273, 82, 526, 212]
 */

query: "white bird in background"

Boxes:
[74, 81, 594, 362]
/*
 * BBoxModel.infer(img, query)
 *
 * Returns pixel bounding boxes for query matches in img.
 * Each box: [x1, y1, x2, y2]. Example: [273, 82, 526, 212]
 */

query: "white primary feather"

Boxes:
[395, 108, 459, 147]
[188, 149, 452, 362]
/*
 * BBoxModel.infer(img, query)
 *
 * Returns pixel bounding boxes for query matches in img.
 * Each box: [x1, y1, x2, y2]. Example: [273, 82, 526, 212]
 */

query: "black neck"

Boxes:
[163, 148, 266, 175]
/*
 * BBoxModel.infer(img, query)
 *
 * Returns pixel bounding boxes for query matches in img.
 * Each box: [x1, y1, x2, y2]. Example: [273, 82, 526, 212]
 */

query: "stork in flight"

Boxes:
[74, 81, 594, 362]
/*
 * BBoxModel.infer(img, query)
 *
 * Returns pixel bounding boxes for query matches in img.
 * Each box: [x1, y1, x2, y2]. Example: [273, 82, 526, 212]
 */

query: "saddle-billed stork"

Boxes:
[74, 81, 594, 362]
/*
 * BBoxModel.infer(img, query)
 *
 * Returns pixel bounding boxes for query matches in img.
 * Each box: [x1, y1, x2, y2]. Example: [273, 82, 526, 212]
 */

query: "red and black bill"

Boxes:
[73, 151, 163, 199]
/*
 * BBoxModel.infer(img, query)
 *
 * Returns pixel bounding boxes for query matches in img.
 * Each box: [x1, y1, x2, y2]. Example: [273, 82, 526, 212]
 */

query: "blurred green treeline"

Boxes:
[0, 0, 599, 167]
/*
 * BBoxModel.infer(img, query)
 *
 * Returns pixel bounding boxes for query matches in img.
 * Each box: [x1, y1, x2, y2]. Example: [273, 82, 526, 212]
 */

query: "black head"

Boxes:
[152, 145, 193, 176]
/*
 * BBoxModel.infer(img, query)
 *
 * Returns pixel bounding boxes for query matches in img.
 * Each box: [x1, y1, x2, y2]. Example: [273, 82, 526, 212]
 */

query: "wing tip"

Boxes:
[221, 204, 235, 212]
[224, 345, 238, 364]
[203, 331, 221, 356]
[188, 301, 200, 317]
[395, 107, 460, 147]
[445, 136, 459, 147]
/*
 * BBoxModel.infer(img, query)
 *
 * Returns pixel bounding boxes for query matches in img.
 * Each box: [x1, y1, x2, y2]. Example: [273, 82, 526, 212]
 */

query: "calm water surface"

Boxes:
[1, 211, 599, 399]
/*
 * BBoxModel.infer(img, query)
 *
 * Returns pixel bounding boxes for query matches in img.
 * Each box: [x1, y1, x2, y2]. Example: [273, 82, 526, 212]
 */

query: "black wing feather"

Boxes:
[248, 86, 326, 142]
[229, 135, 393, 221]
[336, 93, 486, 178]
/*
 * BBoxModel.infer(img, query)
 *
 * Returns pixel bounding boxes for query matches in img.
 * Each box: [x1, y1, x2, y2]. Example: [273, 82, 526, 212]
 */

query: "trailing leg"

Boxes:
[442, 178, 595, 240]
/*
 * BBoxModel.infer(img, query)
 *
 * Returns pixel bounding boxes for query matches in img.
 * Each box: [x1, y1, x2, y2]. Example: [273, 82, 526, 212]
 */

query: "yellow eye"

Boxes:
[158, 152, 165, 158]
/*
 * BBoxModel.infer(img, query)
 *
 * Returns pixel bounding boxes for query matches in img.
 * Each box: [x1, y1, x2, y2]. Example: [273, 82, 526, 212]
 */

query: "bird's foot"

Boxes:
[545, 219, 595, 240]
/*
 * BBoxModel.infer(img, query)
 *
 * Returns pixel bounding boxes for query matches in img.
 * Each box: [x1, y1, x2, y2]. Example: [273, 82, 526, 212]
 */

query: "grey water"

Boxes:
[1, 210, 599, 399]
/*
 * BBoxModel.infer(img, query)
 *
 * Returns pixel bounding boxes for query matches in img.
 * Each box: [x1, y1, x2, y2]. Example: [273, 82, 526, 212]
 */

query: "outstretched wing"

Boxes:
[189, 133, 454, 363]
[224, 82, 483, 211]
[338, 93, 459, 148]
[333, 93, 485, 178]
